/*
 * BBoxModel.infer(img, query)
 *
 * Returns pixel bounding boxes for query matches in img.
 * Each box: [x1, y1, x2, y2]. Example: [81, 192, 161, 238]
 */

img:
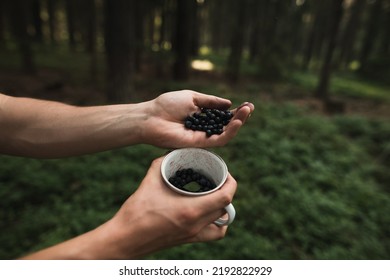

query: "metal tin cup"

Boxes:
[161, 148, 235, 226]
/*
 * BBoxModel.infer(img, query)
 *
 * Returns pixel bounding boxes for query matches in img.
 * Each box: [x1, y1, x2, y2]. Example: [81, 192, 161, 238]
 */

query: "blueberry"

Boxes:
[185, 120, 192, 128]
[199, 112, 207, 119]
[169, 169, 216, 192]
[184, 107, 233, 136]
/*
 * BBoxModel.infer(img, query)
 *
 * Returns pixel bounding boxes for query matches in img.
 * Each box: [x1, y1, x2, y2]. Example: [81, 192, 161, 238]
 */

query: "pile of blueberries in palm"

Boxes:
[168, 168, 216, 192]
[184, 108, 234, 137]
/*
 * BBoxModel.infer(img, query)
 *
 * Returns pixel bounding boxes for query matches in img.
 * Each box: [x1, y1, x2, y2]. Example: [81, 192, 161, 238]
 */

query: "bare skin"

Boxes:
[0, 90, 254, 158]
[0, 89, 254, 259]
[20, 158, 237, 259]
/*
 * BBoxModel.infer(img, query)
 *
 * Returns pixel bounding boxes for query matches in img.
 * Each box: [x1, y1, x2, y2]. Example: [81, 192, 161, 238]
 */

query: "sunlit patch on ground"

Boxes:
[191, 59, 214, 71]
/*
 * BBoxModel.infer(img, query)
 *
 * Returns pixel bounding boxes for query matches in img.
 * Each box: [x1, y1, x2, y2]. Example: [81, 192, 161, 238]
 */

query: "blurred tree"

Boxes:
[316, 0, 344, 101]
[83, 0, 98, 81]
[380, 5, 390, 55]
[65, 0, 77, 51]
[47, 0, 59, 45]
[32, 0, 43, 43]
[7, 0, 35, 74]
[134, 1, 146, 73]
[283, 0, 307, 59]
[104, 0, 135, 102]
[208, 0, 229, 53]
[0, 0, 5, 46]
[172, 0, 192, 81]
[302, 1, 329, 70]
[337, 0, 365, 67]
[158, 0, 170, 49]
[189, 0, 200, 57]
[255, 0, 289, 80]
[226, 0, 249, 83]
[359, 0, 383, 70]
[248, 0, 262, 64]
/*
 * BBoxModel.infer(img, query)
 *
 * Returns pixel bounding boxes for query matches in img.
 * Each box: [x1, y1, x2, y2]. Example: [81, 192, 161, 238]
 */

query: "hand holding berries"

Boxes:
[184, 108, 234, 137]
[141, 90, 254, 148]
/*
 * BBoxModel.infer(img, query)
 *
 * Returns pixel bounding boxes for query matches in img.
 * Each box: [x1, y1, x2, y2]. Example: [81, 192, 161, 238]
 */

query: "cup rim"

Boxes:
[161, 148, 228, 196]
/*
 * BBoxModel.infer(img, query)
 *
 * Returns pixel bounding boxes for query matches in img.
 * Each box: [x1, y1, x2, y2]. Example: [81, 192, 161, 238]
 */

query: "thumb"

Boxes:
[193, 92, 232, 110]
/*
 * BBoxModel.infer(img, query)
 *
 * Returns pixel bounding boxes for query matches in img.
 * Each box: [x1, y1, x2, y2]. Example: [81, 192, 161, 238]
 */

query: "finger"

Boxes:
[190, 223, 228, 243]
[149, 156, 165, 171]
[141, 156, 165, 182]
[197, 103, 254, 147]
[200, 118, 242, 147]
[196, 207, 227, 228]
[193, 92, 232, 110]
[231, 102, 255, 124]
[197, 173, 237, 211]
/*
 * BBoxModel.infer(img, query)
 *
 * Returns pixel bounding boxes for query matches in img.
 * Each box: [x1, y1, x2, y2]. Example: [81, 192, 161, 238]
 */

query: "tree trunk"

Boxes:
[172, 0, 191, 81]
[8, 0, 35, 74]
[338, 0, 365, 67]
[302, 2, 327, 70]
[134, 1, 146, 73]
[209, 0, 227, 52]
[159, 1, 168, 48]
[104, 0, 135, 103]
[248, 0, 262, 63]
[84, 0, 97, 81]
[47, 0, 58, 45]
[226, 0, 248, 83]
[32, 0, 43, 43]
[380, 7, 390, 55]
[190, 0, 200, 57]
[0, 0, 5, 46]
[316, 0, 344, 101]
[66, 0, 77, 51]
[359, 0, 383, 70]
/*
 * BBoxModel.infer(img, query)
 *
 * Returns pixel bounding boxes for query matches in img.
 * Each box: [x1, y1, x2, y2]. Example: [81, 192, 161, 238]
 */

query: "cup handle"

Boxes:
[213, 203, 236, 226]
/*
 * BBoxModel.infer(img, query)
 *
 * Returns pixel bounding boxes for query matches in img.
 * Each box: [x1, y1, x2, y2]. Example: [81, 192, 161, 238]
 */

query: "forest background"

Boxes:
[0, 0, 389, 259]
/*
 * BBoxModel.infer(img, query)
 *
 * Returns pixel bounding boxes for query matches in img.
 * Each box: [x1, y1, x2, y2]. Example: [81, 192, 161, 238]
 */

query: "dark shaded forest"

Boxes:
[0, 0, 389, 105]
[0, 0, 389, 260]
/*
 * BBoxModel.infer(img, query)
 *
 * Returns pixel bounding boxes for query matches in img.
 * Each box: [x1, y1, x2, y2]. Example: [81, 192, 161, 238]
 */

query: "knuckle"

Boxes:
[215, 229, 227, 240]
[184, 226, 200, 238]
[178, 207, 201, 224]
[173, 208, 202, 238]
[151, 157, 163, 167]
[220, 192, 233, 206]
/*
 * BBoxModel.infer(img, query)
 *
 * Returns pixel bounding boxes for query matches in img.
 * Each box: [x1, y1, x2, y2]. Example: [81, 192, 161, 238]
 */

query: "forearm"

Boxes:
[19, 214, 168, 260]
[0, 94, 151, 158]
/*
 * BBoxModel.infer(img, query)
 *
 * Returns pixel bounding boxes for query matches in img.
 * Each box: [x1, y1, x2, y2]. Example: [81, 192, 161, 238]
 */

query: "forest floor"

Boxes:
[1, 56, 390, 260]
[1, 67, 389, 120]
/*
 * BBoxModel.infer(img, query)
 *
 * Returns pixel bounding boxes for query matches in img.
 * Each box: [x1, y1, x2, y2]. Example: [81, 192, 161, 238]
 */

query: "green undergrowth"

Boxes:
[289, 71, 390, 102]
[1, 102, 389, 259]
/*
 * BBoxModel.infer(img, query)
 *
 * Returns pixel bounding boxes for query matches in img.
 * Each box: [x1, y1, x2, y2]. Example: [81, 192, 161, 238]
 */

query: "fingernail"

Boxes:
[237, 102, 250, 110]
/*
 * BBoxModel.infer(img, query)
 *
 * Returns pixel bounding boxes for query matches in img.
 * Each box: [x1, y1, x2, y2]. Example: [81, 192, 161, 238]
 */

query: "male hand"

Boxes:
[20, 156, 237, 259]
[143, 90, 254, 148]
[109, 156, 238, 258]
